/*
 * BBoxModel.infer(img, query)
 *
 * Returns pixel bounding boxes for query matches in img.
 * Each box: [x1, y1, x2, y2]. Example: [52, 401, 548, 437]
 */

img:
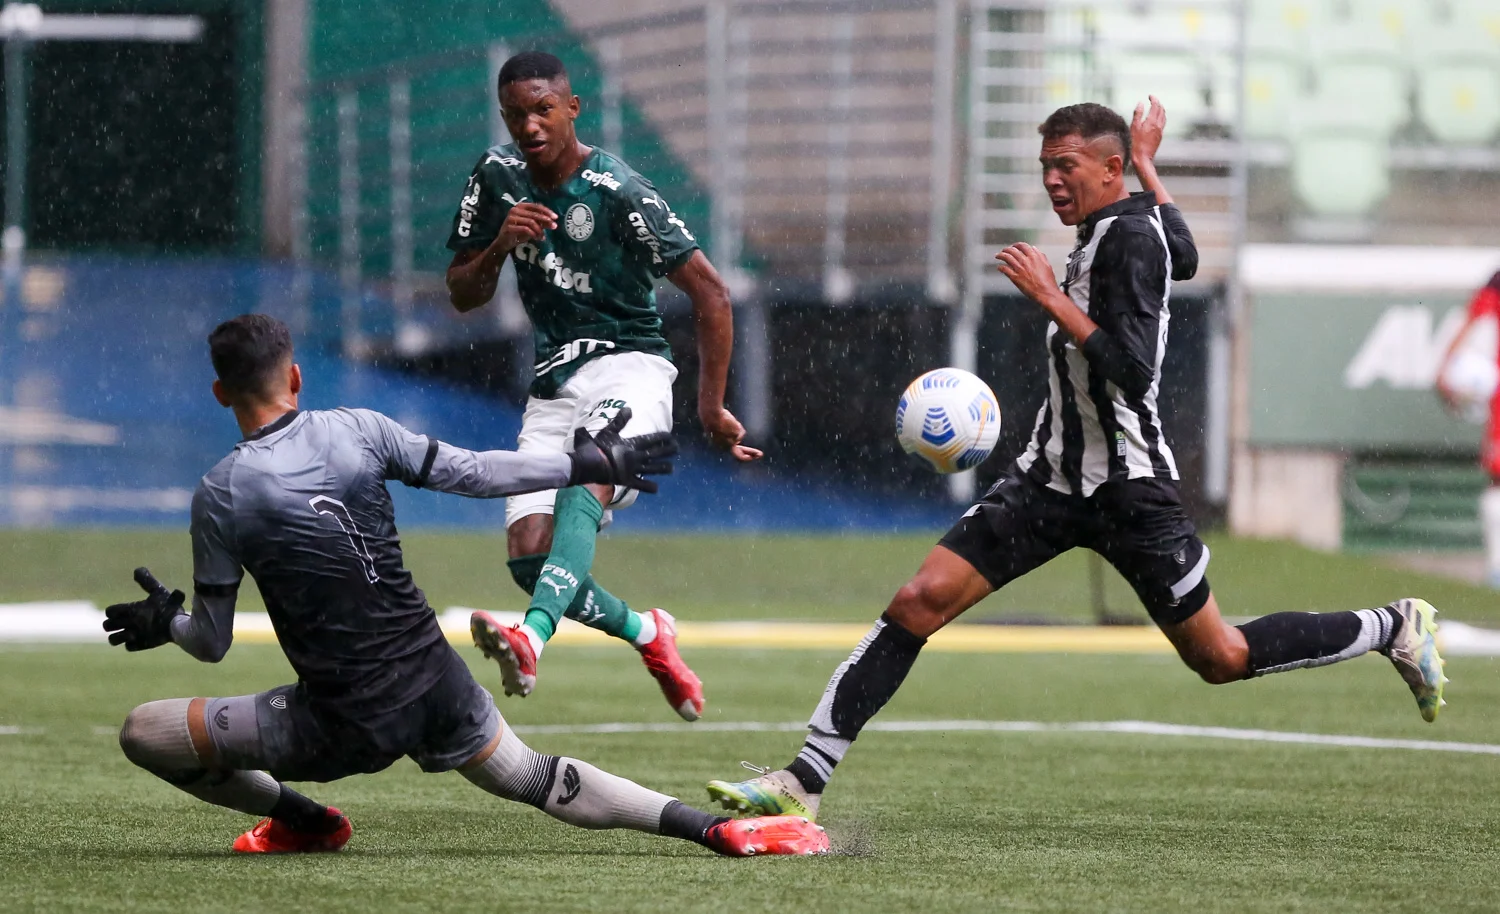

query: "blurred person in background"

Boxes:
[1437, 271, 1500, 588]
[446, 52, 761, 718]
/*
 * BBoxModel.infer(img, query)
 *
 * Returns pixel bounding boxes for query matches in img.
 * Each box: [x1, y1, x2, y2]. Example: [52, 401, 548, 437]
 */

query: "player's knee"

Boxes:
[119, 699, 197, 772]
[507, 516, 553, 558]
[887, 577, 956, 633]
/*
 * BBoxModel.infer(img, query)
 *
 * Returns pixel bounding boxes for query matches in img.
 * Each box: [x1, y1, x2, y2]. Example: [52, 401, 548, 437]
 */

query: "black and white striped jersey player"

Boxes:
[706, 98, 1448, 824]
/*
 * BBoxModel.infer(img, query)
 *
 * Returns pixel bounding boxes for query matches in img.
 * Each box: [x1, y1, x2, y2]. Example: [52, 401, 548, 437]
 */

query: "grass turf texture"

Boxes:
[3, 528, 1499, 625]
[4, 530, 1500, 912]
[3, 644, 1499, 913]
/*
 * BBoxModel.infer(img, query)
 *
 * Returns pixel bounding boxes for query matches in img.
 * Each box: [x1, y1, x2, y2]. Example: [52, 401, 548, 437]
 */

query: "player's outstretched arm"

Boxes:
[1130, 95, 1197, 281]
[668, 251, 763, 462]
[103, 567, 235, 662]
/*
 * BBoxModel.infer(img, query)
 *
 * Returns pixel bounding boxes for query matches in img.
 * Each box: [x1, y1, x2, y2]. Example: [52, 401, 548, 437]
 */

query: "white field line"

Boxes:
[511, 719, 1500, 757]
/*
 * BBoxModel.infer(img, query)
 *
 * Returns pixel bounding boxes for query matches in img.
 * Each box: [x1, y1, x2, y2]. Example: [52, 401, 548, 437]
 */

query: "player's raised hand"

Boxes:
[996, 243, 1062, 304]
[102, 567, 186, 652]
[570, 407, 681, 494]
[1130, 95, 1167, 169]
[495, 202, 557, 252]
[700, 404, 763, 462]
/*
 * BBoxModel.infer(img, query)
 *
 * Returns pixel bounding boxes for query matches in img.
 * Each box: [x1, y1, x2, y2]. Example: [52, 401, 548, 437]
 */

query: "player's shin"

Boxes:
[119, 698, 281, 817]
[521, 487, 604, 650]
[788, 612, 927, 795]
[1235, 607, 1400, 677]
[1481, 486, 1500, 588]
[462, 725, 728, 841]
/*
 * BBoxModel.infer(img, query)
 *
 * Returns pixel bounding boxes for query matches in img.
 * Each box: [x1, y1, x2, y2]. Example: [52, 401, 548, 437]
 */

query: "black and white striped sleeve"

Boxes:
[1081, 227, 1168, 400]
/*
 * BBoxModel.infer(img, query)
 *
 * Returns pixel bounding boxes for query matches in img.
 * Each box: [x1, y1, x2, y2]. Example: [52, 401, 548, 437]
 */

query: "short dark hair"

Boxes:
[1038, 102, 1131, 164]
[208, 314, 293, 398]
[498, 51, 568, 97]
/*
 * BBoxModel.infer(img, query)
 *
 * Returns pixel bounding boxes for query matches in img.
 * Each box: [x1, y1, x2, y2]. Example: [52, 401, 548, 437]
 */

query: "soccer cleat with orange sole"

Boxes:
[704, 815, 829, 857]
[471, 611, 538, 698]
[638, 608, 704, 721]
[232, 809, 352, 854]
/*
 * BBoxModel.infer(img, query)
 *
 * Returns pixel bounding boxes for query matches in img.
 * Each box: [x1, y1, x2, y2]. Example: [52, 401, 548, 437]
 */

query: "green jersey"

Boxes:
[446, 144, 700, 398]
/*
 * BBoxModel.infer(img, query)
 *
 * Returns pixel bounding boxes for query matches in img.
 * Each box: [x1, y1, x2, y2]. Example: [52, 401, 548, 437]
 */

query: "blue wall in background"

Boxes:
[0, 258, 953, 532]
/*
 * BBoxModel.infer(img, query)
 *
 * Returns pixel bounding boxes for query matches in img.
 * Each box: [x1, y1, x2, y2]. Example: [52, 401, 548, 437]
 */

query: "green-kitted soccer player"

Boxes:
[446, 51, 761, 718]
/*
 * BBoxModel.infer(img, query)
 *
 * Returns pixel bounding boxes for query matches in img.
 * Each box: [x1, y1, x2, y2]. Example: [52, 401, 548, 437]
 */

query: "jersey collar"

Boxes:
[244, 409, 299, 441]
[1077, 191, 1157, 243]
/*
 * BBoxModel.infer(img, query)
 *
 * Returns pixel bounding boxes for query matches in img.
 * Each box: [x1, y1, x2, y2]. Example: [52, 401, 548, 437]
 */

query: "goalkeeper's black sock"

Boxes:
[269, 784, 339, 833]
[658, 800, 731, 847]
[1236, 606, 1400, 678]
[786, 613, 926, 795]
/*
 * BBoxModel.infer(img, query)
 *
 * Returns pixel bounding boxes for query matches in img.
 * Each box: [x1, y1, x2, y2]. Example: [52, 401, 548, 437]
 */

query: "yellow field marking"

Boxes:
[233, 617, 1174, 654]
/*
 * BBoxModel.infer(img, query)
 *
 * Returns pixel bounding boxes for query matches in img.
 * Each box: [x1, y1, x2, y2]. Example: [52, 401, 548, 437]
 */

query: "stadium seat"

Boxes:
[1333, 0, 1410, 58]
[1309, 59, 1410, 137]
[1417, 63, 1500, 144]
[1447, 0, 1500, 59]
[1246, 0, 1315, 56]
[1243, 56, 1304, 139]
[1291, 132, 1390, 216]
[1108, 52, 1208, 136]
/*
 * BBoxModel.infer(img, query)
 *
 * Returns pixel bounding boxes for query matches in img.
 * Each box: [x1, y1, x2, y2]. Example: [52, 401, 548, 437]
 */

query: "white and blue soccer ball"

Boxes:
[895, 368, 1002, 474]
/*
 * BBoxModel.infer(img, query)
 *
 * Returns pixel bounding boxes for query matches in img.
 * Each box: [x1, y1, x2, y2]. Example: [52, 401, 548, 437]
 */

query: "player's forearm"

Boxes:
[446, 246, 509, 312]
[1133, 156, 1172, 206]
[423, 442, 574, 498]
[1035, 288, 1099, 348]
[169, 592, 235, 663]
[692, 292, 734, 413]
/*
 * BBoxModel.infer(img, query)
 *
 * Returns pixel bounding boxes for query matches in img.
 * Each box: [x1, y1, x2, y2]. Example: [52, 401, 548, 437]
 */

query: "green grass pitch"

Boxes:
[3, 530, 1499, 912]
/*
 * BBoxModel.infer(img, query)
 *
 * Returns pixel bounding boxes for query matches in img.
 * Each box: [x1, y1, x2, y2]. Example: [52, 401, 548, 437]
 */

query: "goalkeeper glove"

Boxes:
[568, 407, 679, 494]
[103, 567, 186, 652]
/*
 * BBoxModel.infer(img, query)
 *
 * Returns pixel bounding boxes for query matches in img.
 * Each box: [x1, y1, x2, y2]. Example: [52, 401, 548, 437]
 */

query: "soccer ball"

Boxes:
[895, 368, 1002, 474]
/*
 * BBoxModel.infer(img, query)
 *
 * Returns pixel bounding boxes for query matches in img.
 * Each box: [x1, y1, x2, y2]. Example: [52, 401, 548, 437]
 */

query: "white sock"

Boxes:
[119, 699, 281, 816]
[520, 624, 546, 660]
[631, 611, 658, 648]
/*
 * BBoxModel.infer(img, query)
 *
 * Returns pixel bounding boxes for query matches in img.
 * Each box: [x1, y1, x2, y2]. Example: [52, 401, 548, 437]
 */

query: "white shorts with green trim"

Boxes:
[505, 351, 678, 529]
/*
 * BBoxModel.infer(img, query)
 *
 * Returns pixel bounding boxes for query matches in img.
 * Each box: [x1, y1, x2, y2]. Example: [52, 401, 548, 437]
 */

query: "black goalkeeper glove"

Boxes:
[568, 407, 679, 495]
[103, 567, 187, 652]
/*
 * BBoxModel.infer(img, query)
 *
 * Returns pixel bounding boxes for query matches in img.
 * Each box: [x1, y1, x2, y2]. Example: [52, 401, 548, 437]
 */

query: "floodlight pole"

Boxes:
[2, 6, 35, 290]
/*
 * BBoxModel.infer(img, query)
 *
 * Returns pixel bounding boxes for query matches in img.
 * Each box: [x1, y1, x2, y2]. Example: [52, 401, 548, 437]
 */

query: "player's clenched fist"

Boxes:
[495, 202, 557, 252]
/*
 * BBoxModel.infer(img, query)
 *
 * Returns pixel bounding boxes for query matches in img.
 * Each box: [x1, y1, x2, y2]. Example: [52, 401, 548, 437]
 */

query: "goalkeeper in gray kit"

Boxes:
[103, 314, 826, 857]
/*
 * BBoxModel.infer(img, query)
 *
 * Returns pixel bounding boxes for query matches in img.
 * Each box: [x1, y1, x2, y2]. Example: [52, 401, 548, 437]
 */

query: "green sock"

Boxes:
[523, 487, 604, 643]
[509, 552, 644, 643]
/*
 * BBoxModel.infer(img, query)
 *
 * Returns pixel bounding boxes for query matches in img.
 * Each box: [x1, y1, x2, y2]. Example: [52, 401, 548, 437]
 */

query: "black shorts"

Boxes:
[205, 656, 499, 783]
[938, 467, 1211, 626]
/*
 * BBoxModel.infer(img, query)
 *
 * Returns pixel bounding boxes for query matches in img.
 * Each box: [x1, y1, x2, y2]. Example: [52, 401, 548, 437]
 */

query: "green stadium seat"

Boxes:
[1449, 0, 1500, 59]
[1334, 0, 1411, 58]
[1244, 56, 1305, 139]
[1291, 132, 1390, 216]
[1310, 60, 1410, 136]
[1417, 63, 1500, 144]
[1246, 0, 1315, 56]
[1109, 52, 1207, 136]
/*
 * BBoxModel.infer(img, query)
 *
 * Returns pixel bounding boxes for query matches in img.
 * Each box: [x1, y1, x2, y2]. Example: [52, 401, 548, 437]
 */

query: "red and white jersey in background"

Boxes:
[1468, 272, 1500, 478]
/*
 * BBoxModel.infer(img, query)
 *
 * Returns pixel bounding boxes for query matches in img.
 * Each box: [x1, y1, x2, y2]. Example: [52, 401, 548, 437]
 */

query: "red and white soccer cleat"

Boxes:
[232, 809, 352, 854]
[704, 815, 830, 857]
[638, 608, 704, 721]
[470, 611, 538, 698]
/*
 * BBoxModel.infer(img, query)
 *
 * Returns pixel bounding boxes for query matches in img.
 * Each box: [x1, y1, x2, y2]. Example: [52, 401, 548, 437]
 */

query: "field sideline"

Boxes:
[3, 530, 1499, 912]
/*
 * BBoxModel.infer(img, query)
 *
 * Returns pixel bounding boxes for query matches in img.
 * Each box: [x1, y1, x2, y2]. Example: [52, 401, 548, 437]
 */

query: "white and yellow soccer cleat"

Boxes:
[1382, 598, 1448, 723]
[706, 764, 820, 822]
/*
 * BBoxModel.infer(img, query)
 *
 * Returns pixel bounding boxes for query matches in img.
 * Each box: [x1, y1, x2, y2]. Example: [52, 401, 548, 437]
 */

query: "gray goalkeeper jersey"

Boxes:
[178, 408, 571, 722]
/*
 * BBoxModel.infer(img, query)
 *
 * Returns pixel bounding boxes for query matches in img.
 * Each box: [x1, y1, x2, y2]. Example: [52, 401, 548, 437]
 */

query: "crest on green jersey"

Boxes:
[565, 203, 595, 241]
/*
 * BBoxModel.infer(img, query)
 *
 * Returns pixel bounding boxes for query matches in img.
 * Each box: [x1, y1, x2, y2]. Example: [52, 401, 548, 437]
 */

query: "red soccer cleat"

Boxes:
[638, 608, 704, 721]
[470, 611, 538, 697]
[704, 815, 830, 857]
[232, 809, 352, 854]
